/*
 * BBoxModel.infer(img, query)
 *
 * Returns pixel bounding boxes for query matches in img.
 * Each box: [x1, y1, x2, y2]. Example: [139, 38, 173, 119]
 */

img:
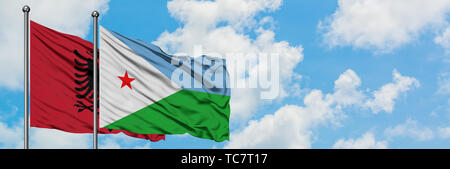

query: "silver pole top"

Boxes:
[92, 11, 99, 17]
[22, 5, 30, 12]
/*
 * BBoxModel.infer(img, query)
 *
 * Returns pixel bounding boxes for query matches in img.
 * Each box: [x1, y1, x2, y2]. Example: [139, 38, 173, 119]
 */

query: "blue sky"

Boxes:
[1, 0, 450, 149]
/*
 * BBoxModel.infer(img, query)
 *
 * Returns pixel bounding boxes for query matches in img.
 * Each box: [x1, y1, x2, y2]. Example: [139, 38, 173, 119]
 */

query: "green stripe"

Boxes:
[104, 89, 230, 142]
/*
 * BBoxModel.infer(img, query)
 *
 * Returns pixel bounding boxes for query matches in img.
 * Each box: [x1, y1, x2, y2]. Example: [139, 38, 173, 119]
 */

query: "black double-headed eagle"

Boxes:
[73, 49, 97, 112]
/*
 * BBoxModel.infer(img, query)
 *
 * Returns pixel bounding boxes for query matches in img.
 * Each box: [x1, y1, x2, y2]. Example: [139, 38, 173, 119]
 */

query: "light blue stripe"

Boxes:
[107, 29, 230, 96]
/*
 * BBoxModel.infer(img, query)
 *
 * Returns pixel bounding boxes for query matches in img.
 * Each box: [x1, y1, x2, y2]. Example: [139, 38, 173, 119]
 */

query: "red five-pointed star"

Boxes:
[118, 71, 135, 89]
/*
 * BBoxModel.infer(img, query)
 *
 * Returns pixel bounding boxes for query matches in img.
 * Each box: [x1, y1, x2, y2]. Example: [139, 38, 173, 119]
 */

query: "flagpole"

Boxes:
[92, 11, 99, 149]
[23, 5, 30, 150]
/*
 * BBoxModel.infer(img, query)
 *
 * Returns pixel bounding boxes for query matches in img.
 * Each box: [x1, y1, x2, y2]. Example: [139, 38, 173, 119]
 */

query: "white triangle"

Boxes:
[99, 26, 181, 128]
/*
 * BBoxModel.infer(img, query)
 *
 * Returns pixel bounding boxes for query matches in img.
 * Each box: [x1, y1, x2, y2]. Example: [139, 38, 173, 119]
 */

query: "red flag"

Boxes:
[30, 20, 165, 141]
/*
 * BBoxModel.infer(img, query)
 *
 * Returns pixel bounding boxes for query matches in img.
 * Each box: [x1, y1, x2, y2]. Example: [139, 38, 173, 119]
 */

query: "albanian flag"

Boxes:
[29, 20, 165, 141]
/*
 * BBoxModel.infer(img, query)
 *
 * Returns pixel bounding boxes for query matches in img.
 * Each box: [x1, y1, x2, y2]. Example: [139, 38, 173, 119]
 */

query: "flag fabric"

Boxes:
[29, 20, 165, 141]
[99, 26, 231, 142]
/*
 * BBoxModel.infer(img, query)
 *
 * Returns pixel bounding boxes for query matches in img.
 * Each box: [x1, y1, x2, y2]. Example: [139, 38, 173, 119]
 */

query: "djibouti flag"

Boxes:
[99, 26, 230, 142]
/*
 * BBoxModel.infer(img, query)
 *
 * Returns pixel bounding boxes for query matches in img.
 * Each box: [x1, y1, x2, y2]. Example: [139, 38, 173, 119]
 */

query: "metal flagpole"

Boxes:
[92, 11, 99, 149]
[23, 5, 30, 150]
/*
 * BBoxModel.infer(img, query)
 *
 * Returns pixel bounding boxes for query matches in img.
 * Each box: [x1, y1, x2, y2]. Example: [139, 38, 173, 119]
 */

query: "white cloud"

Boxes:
[225, 98, 326, 149]
[435, 27, 450, 53]
[0, 119, 22, 149]
[155, 0, 304, 123]
[438, 127, 450, 139]
[333, 132, 388, 149]
[0, 115, 91, 149]
[100, 138, 121, 149]
[437, 73, 450, 95]
[365, 69, 420, 114]
[225, 69, 420, 148]
[99, 133, 152, 149]
[320, 0, 450, 52]
[0, 0, 109, 89]
[330, 69, 365, 107]
[384, 119, 434, 141]
[30, 128, 90, 149]
[225, 69, 363, 148]
[166, 0, 282, 30]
